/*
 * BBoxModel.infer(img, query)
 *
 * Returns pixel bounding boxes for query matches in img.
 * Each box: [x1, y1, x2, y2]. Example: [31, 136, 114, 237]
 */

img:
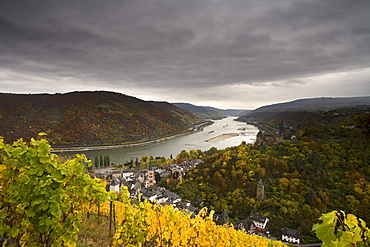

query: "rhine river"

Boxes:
[56, 117, 259, 164]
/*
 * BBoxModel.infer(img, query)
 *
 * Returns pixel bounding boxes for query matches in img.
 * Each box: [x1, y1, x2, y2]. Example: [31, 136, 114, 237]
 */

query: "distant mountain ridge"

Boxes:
[240, 96, 370, 116]
[173, 103, 248, 119]
[0, 91, 202, 147]
[237, 96, 370, 123]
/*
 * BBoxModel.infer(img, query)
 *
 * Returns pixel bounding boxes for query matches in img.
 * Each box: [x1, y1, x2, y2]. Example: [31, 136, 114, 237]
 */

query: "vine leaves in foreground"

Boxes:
[0, 137, 114, 246]
[313, 211, 370, 247]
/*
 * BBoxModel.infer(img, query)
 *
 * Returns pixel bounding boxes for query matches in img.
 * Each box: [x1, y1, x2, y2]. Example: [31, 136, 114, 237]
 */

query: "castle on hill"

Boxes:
[255, 120, 297, 146]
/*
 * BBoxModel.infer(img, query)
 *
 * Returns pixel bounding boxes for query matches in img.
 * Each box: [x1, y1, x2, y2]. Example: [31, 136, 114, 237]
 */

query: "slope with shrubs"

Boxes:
[0, 91, 202, 147]
[163, 108, 370, 243]
[2, 135, 370, 246]
[0, 136, 285, 246]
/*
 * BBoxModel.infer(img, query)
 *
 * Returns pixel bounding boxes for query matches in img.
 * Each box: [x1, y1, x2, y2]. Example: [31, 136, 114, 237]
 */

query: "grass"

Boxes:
[77, 214, 114, 247]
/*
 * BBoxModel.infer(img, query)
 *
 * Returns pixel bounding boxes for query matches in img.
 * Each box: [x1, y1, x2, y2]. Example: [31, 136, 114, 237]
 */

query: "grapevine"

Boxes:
[0, 137, 114, 246]
[84, 187, 285, 247]
[312, 210, 370, 247]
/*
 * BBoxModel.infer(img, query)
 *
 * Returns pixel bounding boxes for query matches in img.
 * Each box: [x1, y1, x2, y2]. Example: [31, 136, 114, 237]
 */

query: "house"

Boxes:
[140, 188, 163, 203]
[235, 218, 257, 234]
[121, 171, 135, 181]
[214, 209, 229, 225]
[235, 213, 269, 235]
[249, 213, 269, 231]
[178, 201, 199, 217]
[281, 228, 300, 245]
[162, 189, 181, 204]
[193, 198, 204, 207]
[130, 181, 142, 197]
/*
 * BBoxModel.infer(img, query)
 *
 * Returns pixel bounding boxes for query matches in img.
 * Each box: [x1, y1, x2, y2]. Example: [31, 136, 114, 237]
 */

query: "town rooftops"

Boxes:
[250, 213, 268, 223]
[163, 190, 181, 200]
[235, 218, 257, 234]
[281, 228, 300, 238]
[281, 228, 300, 244]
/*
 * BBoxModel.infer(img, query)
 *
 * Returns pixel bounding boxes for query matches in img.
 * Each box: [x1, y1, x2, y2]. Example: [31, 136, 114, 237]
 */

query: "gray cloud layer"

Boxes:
[0, 0, 369, 108]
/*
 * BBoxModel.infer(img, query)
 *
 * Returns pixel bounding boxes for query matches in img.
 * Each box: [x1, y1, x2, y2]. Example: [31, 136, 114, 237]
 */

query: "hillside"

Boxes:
[237, 96, 370, 127]
[173, 103, 247, 119]
[239, 96, 370, 117]
[0, 91, 203, 147]
[0, 135, 285, 246]
[172, 103, 226, 119]
[213, 107, 249, 117]
[163, 108, 370, 243]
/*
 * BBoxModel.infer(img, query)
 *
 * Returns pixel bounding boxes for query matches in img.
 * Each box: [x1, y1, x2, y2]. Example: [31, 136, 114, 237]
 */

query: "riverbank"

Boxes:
[205, 133, 239, 142]
[52, 120, 213, 153]
[51, 117, 260, 164]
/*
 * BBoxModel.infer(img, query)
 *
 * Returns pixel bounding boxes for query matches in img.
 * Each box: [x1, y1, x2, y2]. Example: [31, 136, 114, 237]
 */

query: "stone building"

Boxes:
[256, 179, 266, 201]
[255, 121, 296, 146]
[281, 228, 300, 244]
[145, 161, 156, 188]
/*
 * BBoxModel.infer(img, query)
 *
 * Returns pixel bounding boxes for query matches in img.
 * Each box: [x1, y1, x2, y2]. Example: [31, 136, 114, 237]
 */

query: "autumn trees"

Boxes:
[0, 136, 286, 246]
[162, 108, 370, 242]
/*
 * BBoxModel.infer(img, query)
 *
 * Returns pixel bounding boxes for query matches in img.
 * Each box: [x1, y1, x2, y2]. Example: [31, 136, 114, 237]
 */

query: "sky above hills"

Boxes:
[1, 0, 369, 109]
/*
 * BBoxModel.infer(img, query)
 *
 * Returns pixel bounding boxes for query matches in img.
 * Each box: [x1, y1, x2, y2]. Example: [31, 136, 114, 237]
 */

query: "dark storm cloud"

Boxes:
[0, 0, 369, 106]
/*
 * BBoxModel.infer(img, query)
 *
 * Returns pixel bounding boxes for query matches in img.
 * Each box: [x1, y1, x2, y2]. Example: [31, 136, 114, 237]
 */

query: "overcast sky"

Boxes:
[1, 0, 369, 109]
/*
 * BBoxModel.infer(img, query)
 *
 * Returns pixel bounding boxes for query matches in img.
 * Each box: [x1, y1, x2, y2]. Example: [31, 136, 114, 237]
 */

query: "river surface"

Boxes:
[57, 117, 259, 164]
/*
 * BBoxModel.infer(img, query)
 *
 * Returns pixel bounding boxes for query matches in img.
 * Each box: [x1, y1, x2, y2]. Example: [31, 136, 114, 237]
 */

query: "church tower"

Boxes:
[256, 179, 266, 201]
[146, 161, 156, 188]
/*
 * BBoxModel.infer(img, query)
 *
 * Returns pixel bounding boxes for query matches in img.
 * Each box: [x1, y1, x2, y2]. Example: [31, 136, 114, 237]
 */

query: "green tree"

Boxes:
[100, 155, 104, 168]
[104, 154, 108, 167]
[106, 154, 110, 167]
[94, 155, 99, 168]
[176, 150, 189, 161]
[0, 137, 113, 246]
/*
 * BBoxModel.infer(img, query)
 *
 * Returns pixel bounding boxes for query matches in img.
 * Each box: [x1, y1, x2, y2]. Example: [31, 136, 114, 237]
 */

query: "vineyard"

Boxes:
[0, 137, 284, 246]
[1, 136, 370, 246]
[0, 136, 114, 246]
[84, 195, 286, 247]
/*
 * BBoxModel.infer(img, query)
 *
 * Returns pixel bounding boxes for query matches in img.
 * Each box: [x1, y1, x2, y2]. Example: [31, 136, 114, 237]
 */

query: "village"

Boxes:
[91, 153, 302, 245]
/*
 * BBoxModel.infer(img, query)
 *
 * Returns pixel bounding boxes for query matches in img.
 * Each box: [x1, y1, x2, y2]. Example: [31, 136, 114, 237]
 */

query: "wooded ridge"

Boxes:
[163, 107, 370, 243]
[0, 91, 203, 147]
[238, 96, 370, 117]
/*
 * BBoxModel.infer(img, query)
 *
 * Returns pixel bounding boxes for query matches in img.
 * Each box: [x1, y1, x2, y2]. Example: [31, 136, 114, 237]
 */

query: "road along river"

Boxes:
[55, 117, 259, 164]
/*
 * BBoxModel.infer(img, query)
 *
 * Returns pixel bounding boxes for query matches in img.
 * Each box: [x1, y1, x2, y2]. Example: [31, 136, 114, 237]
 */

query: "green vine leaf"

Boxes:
[313, 211, 370, 247]
[313, 224, 336, 245]
[0, 137, 112, 246]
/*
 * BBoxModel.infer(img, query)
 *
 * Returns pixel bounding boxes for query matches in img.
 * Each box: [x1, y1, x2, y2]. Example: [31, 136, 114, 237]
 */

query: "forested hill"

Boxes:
[239, 96, 370, 117]
[173, 103, 226, 119]
[0, 91, 202, 147]
[163, 108, 370, 243]
[173, 102, 247, 119]
[237, 96, 370, 129]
